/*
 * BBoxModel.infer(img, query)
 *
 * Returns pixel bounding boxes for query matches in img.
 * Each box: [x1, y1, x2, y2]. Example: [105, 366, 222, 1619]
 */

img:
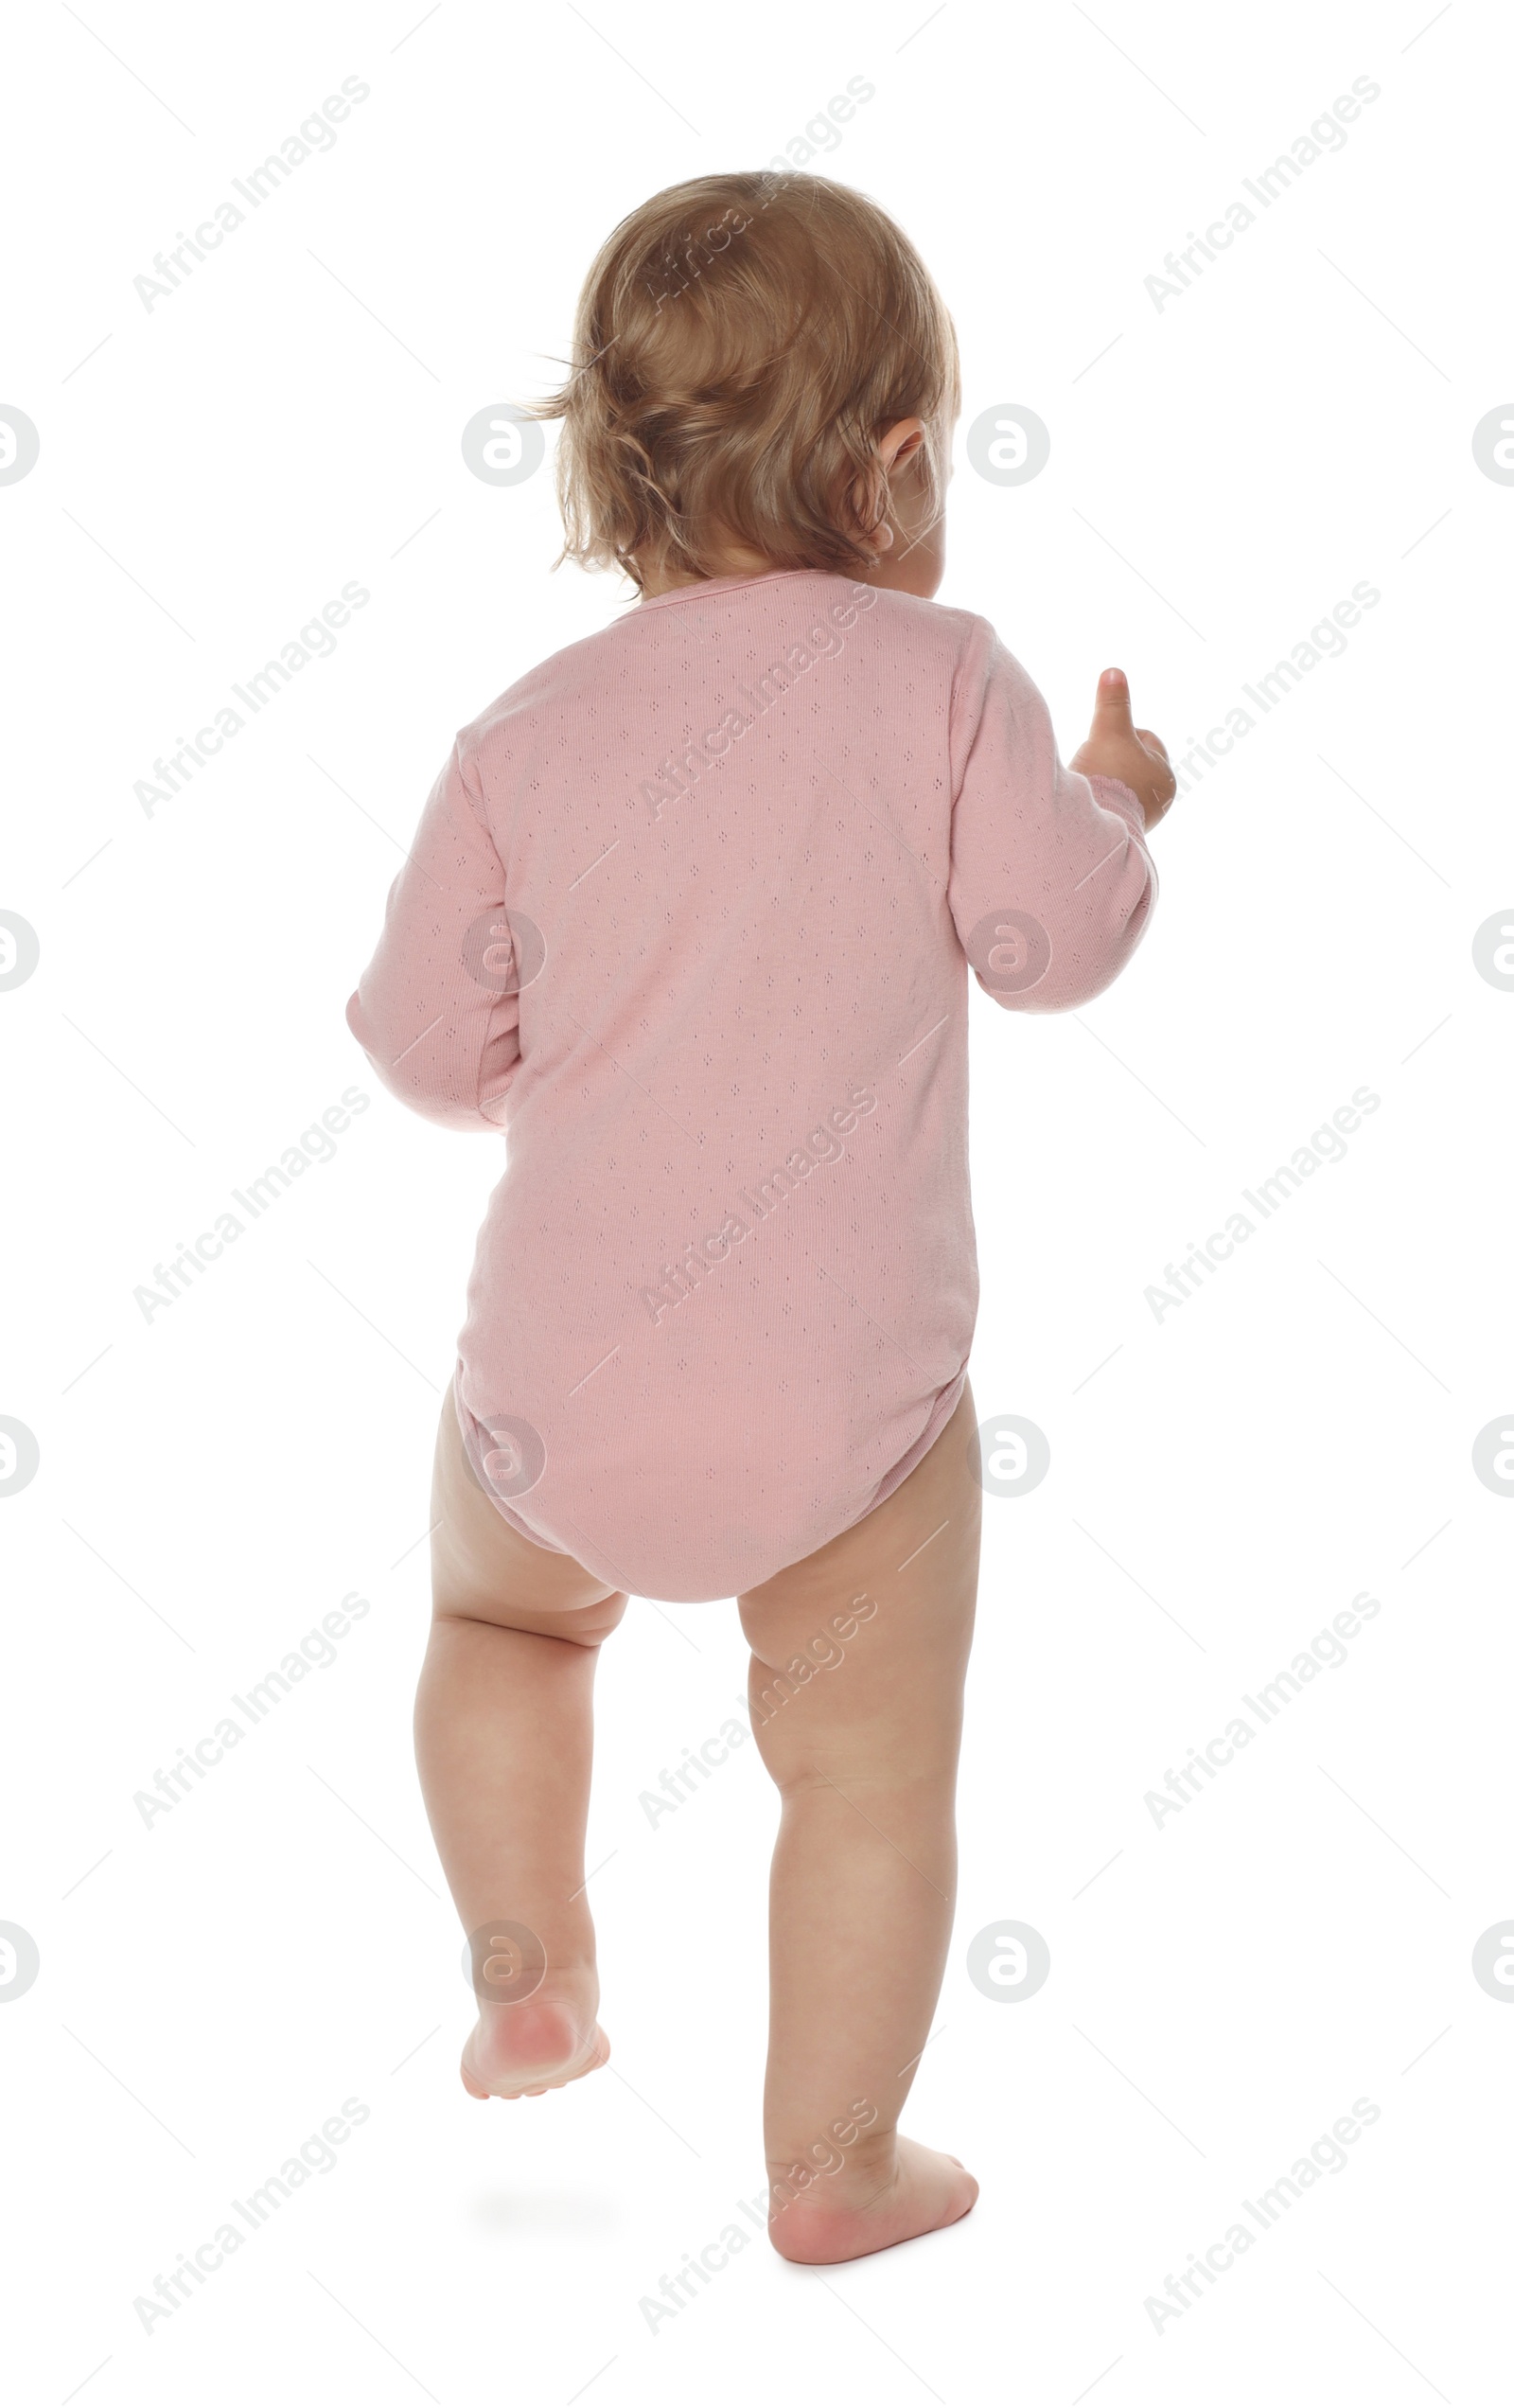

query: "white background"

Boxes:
[3, 2, 1511, 2402]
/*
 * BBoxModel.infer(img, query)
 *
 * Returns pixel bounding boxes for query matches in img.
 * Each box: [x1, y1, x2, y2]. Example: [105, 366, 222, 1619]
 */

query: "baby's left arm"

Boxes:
[345, 737, 522, 1130]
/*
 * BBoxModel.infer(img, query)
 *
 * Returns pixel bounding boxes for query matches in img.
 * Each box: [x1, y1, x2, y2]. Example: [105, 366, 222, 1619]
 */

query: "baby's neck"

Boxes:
[637, 546, 775, 599]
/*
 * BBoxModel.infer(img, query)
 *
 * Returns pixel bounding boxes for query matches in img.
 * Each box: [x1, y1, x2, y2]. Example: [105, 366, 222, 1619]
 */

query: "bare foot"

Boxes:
[460, 1994, 609, 2100]
[766, 2135, 977, 2263]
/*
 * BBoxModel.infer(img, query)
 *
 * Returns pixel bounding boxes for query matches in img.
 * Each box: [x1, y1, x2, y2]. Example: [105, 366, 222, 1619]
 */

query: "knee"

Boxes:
[746, 1648, 962, 1797]
[745, 1639, 836, 1777]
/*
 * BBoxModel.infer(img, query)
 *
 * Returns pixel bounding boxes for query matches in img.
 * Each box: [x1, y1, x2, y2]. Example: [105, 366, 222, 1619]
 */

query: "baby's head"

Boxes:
[539, 173, 959, 598]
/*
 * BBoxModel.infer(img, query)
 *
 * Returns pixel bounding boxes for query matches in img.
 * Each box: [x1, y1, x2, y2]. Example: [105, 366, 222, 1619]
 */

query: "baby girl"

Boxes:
[347, 169, 1173, 2263]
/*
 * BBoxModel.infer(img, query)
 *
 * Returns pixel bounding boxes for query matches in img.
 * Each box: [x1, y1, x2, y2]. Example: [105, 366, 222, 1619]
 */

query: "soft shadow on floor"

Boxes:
[467, 2187, 623, 2235]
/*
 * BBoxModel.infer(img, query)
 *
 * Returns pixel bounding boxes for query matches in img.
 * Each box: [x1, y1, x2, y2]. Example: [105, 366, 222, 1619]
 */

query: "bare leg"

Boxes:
[739, 1383, 981, 2260]
[415, 1394, 626, 2098]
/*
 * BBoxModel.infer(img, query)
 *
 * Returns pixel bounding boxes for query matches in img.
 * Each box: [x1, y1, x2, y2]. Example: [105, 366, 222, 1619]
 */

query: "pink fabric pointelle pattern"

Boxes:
[347, 569, 1156, 1601]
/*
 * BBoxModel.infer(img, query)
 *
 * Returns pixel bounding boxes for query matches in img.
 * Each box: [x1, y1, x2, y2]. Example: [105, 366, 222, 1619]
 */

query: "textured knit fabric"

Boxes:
[346, 568, 1156, 1601]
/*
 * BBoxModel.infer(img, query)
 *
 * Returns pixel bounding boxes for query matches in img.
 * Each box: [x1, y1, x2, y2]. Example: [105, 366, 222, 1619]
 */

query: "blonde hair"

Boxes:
[536, 172, 959, 593]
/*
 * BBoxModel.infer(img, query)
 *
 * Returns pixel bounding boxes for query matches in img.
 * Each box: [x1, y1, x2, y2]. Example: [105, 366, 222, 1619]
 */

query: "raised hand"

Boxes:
[1069, 667, 1176, 830]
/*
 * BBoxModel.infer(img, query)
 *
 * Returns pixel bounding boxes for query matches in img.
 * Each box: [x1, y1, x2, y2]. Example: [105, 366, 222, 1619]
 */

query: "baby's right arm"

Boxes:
[946, 622, 1164, 1013]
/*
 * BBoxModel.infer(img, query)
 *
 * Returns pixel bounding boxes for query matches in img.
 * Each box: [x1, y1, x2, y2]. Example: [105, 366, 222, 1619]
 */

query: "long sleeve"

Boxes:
[946, 619, 1156, 1011]
[345, 736, 522, 1130]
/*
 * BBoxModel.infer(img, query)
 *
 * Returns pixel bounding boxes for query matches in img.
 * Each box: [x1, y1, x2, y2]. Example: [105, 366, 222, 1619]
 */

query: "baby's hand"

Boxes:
[1069, 667, 1176, 831]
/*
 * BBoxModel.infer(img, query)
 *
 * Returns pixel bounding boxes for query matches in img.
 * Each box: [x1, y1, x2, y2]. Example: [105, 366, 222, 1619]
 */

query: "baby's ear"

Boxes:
[877, 415, 927, 470]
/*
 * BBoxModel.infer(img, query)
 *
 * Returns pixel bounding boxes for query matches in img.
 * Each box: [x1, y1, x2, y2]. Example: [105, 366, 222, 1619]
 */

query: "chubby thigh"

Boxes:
[430, 1391, 625, 1638]
[738, 1381, 982, 1785]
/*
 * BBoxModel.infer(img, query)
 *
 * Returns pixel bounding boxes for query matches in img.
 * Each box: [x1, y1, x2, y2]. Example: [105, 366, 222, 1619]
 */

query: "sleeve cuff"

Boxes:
[1084, 771, 1146, 836]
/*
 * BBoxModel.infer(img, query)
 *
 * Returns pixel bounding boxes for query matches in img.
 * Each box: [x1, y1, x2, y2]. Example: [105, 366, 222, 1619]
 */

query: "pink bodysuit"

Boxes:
[347, 568, 1156, 1601]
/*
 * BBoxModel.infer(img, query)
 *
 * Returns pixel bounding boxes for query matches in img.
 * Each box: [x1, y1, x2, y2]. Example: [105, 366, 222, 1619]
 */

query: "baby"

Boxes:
[347, 171, 1173, 2264]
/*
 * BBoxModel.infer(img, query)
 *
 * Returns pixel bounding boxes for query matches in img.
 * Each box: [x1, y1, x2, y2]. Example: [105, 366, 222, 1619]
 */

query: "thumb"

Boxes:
[1088, 665, 1136, 739]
